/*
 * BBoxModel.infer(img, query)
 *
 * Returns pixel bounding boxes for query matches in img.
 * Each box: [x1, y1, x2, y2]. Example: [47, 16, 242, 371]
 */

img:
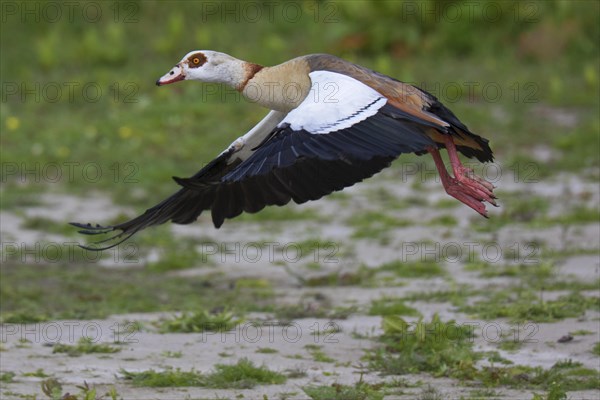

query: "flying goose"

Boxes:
[73, 51, 497, 250]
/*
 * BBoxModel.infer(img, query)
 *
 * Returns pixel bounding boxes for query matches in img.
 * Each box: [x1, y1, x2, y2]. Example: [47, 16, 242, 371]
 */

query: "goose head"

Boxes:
[156, 50, 250, 90]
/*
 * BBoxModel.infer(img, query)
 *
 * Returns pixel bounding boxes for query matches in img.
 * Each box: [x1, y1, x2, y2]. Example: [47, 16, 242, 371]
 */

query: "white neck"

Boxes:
[210, 57, 248, 90]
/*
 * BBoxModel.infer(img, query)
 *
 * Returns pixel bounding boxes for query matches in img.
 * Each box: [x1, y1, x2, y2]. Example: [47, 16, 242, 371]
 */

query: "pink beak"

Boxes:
[156, 64, 185, 86]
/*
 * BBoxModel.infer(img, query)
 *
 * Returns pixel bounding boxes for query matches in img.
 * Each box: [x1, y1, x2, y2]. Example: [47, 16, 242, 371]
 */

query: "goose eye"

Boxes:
[193, 57, 200, 64]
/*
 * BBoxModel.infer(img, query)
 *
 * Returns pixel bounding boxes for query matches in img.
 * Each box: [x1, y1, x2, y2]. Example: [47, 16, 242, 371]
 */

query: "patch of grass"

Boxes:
[370, 316, 600, 391]
[433, 199, 459, 209]
[427, 215, 458, 226]
[120, 368, 205, 387]
[377, 260, 445, 278]
[553, 119, 600, 172]
[498, 338, 523, 352]
[157, 309, 243, 333]
[461, 290, 599, 322]
[485, 351, 514, 365]
[53, 337, 120, 357]
[369, 314, 480, 378]
[402, 285, 479, 308]
[303, 380, 385, 400]
[22, 368, 49, 378]
[368, 297, 421, 317]
[0, 262, 276, 321]
[477, 359, 600, 391]
[1, 311, 49, 324]
[122, 358, 285, 389]
[234, 278, 274, 299]
[305, 344, 335, 363]
[20, 216, 77, 236]
[203, 357, 286, 389]
[303, 267, 375, 287]
[256, 347, 278, 354]
[145, 236, 204, 272]
[475, 262, 554, 280]
[41, 379, 120, 400]
[0, 371, 16, 383]
[569, 329, 594, 336]
[470, 261, 596, 292]
[592, 342, 600, 356]
[474, 193, 550, 231]
[548, 205, 599, 225]
[348, 211, 412, 240]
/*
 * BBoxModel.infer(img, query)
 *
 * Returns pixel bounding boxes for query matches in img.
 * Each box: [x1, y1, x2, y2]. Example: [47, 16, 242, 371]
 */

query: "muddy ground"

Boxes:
[1, 167, 599, 399]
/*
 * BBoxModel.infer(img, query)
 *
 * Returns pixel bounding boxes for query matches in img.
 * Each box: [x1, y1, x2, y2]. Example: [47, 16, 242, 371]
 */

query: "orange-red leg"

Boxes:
[427, 138, 497, 217]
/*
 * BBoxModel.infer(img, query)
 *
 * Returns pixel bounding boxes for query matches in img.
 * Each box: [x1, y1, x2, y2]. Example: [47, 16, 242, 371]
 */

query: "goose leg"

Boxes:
[427, 141, 497, 217]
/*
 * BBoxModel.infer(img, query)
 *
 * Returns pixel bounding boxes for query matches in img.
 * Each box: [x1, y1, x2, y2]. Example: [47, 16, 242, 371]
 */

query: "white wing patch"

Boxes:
[280, 71, 387, 134]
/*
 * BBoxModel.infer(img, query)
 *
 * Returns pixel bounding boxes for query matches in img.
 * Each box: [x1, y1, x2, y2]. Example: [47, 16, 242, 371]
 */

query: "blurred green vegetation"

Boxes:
[1, 0, 598, 206]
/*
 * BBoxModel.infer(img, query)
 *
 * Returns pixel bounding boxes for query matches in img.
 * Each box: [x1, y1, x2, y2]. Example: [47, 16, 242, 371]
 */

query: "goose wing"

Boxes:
[73, 71, 437, 249]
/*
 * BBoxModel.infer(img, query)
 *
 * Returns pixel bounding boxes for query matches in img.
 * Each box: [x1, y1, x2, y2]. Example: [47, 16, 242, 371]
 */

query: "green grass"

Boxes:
[256, 347, 278, 354]
[0, 261, 278, 322]
[1, 3, 598, 234]
[120, 368, 205, 387]
[461, 290, 599, 323]
[41, 379, 120, 400]
[427, 215, 458, 227]
[369, 314, 480, 377]
[201, 359, 286, 389]
[0, 371, 16, 383]
[474, 193, 551, 232]
[22, 368, 50, 378]
[305, 344, 335, 363]
[476, 360, 600, 391]
[303, 267, 375, 287]
[1, 3, 599, 397]
[368, 297, 421, 317]
[377, 260, 446, 278]
[53, 337, 120, 357]
[592, 343, 600, 356]
[348, 211, 412, 240]
[157, 308, 243, 333]
[303, 381, 385, 400]
[369, 315, 600, 391]
[20, 216, 78, 236]
[402, 285, 480, 308]
[121, 358, 286, 388]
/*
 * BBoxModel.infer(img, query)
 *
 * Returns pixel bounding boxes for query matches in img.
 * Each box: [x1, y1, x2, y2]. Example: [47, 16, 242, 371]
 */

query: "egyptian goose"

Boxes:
[73, 51, 497, 249]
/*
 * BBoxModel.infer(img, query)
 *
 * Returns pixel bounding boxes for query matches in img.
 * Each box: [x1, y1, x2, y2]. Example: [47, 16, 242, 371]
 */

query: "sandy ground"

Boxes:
[1, 169, 599, 399]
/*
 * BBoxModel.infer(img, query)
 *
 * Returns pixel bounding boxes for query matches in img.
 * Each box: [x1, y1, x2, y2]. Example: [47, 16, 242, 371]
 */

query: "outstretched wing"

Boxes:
[72, 71, 438, 250]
